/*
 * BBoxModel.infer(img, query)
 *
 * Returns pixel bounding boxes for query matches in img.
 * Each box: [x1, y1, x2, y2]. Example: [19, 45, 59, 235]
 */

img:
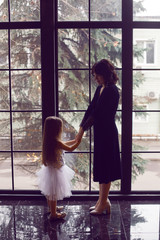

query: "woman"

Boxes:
[76, 59, 121, 215]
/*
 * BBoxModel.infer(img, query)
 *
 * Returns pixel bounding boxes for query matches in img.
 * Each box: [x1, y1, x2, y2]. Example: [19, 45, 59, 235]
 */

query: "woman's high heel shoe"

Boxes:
[90, 200, 111, 215]
[89, 199, 111, 212]
[89, 205, 96, 211]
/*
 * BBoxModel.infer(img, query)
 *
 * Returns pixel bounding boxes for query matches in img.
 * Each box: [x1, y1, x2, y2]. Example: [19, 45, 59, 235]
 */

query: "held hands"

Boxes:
[76, 127, 84, 142]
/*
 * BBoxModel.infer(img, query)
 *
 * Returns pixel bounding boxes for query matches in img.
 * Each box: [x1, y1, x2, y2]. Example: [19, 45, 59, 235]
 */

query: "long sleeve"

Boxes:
[80, 86, 100, 131]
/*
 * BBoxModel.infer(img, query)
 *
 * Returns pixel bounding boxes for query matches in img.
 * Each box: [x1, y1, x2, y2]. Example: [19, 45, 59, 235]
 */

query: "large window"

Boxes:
[0, 0, 160, 195]
[56, 0, 160, 194]
[132, 29, 160, 191]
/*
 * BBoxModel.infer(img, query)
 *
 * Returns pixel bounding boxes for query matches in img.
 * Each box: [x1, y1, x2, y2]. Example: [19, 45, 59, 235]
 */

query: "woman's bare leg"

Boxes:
[92, 182, 111, 213]
[95, 183, 102, 207]
[96, 182, 111, 210]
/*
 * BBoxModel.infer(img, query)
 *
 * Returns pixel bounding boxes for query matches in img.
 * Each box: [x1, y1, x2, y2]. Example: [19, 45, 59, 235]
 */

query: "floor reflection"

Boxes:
[0, 199, 160, 240]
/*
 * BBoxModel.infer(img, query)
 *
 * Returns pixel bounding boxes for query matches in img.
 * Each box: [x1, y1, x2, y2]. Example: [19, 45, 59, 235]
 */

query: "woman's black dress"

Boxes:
[80, 84, 121, 183]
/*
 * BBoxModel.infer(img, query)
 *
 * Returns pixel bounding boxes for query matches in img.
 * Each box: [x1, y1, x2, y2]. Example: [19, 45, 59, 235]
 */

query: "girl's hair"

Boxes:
[42, 116, 63, 166]
[92, 59, 119, 85]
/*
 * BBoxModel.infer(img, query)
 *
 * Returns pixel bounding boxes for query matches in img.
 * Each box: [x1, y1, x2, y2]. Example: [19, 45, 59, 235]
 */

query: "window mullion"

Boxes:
[121, 0, 133, 194]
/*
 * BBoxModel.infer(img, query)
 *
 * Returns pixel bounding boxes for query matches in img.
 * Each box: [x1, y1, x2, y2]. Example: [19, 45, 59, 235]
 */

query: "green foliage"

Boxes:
[132, 152, 148, 182]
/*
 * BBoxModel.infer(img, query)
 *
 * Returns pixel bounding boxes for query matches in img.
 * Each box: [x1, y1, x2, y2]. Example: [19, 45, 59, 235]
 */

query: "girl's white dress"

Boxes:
[37, 154, 74, 201]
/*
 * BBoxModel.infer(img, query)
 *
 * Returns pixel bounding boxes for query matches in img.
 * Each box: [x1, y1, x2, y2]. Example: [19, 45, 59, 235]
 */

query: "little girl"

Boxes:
[37, 116, 81, 221]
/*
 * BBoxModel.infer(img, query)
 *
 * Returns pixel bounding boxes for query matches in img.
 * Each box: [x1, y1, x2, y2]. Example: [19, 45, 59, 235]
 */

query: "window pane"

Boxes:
[116, 112, 122, 151]
[0, 30, 8, 69]
[58, 70, 89, 110]
[58, 0, 88, 21]
[59, 112, 90, 152]
[0, 153, 12, 189]
[133, 71, 160, 111]
[11, 70, 41, 110]
[58, 29, 89, 69]
[90, 29, 122, 68]
[0, 113, 10, 151]
[91, 0, 122, 21]
[133, 0, 160, 21]
[0, 0, 8, 22]
[64, 153, 89, 191]
[132, 153, 160, 190]
[132, 112, 160, 151]
[12, 112, 42, 151]
[10, 29, 41, 69]
[14, 152, 41, 190]
[10, 0, 40, 22]
[0, 71, 9, 110]
[146, 42, 154, 64]
[130, 205, 159, 239]
[133, 29, 160, 68]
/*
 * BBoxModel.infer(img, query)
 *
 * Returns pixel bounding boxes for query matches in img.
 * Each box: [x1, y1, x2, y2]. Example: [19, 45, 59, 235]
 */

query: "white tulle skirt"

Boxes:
[37, 164, 75, 201]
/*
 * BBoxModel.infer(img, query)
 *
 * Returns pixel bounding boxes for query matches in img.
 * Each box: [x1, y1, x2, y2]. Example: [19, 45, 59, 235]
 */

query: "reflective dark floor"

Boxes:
[0, 198, 160, 240]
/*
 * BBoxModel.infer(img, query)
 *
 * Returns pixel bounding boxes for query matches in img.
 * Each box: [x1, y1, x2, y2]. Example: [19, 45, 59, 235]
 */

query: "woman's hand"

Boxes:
[76, 127, 84, 142]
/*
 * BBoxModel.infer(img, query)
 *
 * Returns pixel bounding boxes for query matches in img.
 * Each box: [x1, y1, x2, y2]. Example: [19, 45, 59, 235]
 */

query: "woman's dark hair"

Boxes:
[92, 59, 119, 85]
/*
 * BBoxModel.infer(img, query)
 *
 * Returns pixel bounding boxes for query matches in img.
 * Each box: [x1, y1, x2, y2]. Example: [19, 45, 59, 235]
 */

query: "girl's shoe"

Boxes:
[48, 212, 66, 221]
[57, 206, 64, 211]
[90, 200, 111, 215]
[47, 206, 64, 214]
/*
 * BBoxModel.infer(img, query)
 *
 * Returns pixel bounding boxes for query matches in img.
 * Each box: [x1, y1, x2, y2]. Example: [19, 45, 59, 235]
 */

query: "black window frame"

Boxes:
[1, 0, 160, 198]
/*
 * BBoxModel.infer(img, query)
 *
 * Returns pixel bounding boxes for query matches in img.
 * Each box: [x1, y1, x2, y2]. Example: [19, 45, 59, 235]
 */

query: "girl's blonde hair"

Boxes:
[42, 116, 63, 166]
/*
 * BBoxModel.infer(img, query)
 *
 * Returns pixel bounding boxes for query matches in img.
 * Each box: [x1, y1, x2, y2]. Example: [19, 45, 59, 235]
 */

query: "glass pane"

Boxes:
[133, 0, 160, 21]
[91, 154, 121, 190]
[0, 30, 8, 69]
[133, 29, 160, 69]
[10, 0, 40, 22]
[90, 29, 122, 68]
[58, 70, 89, 110]
[0, 71, 9, 110]
[130, 205, 159, 239]
[0, 112, 10, 151]
[14, 152, 41, 190]
[0, 0, 8, 22]
[11, 70, 41, 110]
[12, 112, 42, 151]
[64, 153, 89, 191]
[10, 29, 41, 69]
[0, 153, 12, 189]
[91, 0, 122, 21]
[58, 29, 89, 69]
[133, 71, 160, 111]
[116, 112, 122, 151]
[58, 0, 88, 21]
[59, 112, 90, 152]
[132, 153, 160, 190]
[132, 112, 160, 151]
